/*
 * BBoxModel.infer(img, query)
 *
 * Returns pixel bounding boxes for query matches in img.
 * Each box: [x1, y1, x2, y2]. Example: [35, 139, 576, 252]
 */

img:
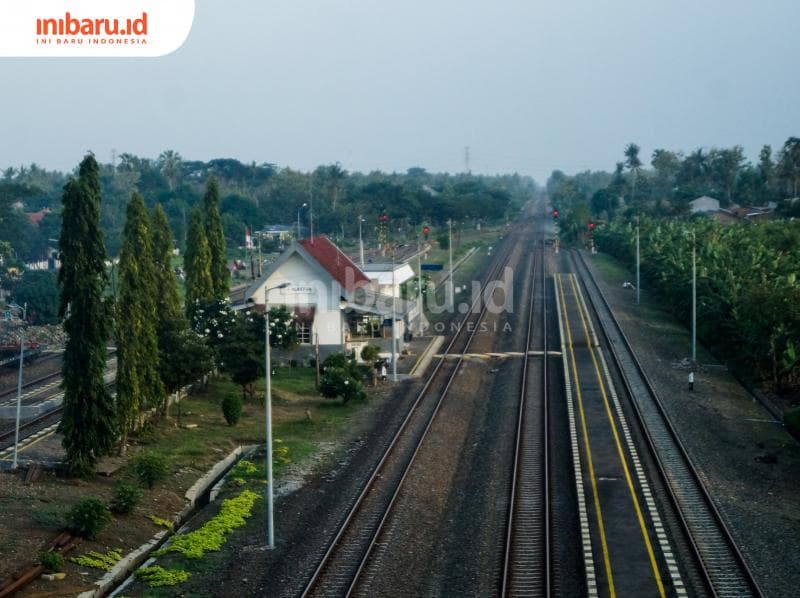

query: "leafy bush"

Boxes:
[322, 352, 350, 371]
[133, 451, 168, 489]
[39, 551, 65, 573]
[70, 548, 122, 571]
[360, 344, 381, 364]
[66, 498, 112, 540]
[147, 514, 174, 529]
[154, 490, 259, 559]
[110, 481, 142, 514]
[273, 439, 291, 467]
[135, 565, 191, 587]
[222, 392, 242, 426]
[319, 366, 366, 403]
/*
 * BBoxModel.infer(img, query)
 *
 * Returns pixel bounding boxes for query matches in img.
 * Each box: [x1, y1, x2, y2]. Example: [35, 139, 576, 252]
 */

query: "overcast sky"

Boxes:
[2, 0, 799, 183]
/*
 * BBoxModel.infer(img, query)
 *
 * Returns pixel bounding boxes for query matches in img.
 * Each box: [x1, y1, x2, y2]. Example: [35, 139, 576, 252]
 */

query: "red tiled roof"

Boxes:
[27, 208, 51, 226]
[299, 236, 370, 292]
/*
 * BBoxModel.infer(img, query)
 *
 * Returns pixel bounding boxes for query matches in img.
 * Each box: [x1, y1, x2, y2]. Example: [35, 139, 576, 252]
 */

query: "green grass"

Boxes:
[120, 369, 372, 596]
[269, 367, 318, 396]
[590, 252, 630, 282]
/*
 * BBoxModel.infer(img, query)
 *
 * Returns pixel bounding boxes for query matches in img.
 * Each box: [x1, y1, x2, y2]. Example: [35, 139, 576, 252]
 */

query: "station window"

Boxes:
[297, 321, 312, 344]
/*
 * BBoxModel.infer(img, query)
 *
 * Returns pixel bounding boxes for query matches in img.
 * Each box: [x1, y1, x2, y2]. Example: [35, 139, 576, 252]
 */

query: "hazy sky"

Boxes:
[2, 0, 799, 183]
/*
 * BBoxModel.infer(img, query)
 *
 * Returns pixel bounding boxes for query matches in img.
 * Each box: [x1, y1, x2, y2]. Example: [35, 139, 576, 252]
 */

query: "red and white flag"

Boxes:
[245, 227, 254, 249]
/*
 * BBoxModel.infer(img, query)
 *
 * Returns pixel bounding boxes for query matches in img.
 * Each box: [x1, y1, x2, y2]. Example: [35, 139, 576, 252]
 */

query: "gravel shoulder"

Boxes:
[582, 250, 800, 597]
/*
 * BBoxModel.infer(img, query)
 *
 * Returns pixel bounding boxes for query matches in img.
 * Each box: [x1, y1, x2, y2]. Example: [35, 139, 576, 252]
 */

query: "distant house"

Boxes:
[242, 235, 425, 356]
[258, 225, 295, 242]
[689, 196, 720, 214]
[26, 208, 52, 226]
[731, 206, 774, 222]
[361, 263, 416, 298]
[707, 203, 775, 225]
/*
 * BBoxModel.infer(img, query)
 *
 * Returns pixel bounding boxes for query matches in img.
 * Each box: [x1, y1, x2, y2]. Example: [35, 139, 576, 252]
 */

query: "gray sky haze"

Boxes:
[2, 0, 799, 182]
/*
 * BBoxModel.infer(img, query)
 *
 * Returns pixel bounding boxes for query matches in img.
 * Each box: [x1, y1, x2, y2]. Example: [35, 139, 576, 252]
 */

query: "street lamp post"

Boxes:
[358, 215, 365, 268]
[264, 282, 289, 549]
[11, 302, 27, 470]
[296, 203, 307, 240]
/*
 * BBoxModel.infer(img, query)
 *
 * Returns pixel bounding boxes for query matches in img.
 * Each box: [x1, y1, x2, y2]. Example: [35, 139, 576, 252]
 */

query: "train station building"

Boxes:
[243, 236, 425, 358]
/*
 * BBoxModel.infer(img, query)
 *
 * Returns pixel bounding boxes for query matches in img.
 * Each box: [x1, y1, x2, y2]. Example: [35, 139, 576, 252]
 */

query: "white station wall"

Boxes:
[251, 253, 344, 346]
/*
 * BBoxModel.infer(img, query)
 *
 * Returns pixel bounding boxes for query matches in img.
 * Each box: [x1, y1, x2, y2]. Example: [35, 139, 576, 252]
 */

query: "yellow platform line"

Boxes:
[568, 274, 666, 598]
[557, 274, 616, 598]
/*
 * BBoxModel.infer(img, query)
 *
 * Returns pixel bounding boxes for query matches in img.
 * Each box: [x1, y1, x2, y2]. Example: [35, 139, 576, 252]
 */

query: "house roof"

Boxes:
[299, 236, 370, 292]
[26, 208, 51, 226]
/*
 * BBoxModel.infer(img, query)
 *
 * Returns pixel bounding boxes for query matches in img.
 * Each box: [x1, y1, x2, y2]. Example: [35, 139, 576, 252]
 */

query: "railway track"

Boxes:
[501, 240, 550, 596]
[0, 354, 63, 402]
[0, 368, 117, 458]
[570, 249, 764, 598]
[0, 407, 62, 457]
[301, 228, 522, 597]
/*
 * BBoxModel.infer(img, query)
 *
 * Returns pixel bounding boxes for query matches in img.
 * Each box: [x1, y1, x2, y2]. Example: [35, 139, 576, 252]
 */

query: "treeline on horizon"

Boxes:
[548, 137, 800, 398]
[0, 152, 536, 260]
[547, 136, 800, 231]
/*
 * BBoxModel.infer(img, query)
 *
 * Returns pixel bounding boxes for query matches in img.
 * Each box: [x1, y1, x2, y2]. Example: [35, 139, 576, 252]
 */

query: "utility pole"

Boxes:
[464, 146, 471, 174]
[257, 232, 263, 277]
[392, 252, 398, 382]
[447, 219, 454, 310]
[308, 178, 314, 242]
[417, 251, 423, 334]
[636, 219, 640, 305]
[691, 230, 696, 364]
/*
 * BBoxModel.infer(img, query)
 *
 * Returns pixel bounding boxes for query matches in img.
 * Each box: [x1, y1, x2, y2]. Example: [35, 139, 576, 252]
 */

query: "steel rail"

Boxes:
[302, 228, 523, 598]
[501, 233, 551, 596]
[570, 249, 764, 598]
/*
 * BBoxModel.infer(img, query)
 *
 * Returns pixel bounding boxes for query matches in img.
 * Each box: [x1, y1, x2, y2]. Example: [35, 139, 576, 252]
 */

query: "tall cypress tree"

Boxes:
[152, 204, 199, 398]
[116, 193, 165, 447]
[184, 207, 214, 320]
[152, 204, 183, 330]
[58, 154, 116, 476]
[203, 177, 229, 299]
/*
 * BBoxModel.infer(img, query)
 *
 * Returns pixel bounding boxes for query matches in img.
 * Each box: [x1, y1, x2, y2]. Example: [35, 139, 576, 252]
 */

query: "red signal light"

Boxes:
[588, 222, 595, 231]
[422, 225, 430, 234]
[552, 210, 559, 218]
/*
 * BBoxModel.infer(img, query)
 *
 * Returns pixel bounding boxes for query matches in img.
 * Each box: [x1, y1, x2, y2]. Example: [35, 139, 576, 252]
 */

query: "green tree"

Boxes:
[203, 178, 229, 299]
[184, 207, 214, 319]
[11, 271, 60, 324]
[116, 193, 165, 448]
[624, 143, 642, 203]
[221, 312, 265, 401]
[267, 305, 299, 350]
[58, 154, 116, 477]
[150, 204, 209, 400]
[777, 137, 800, 198]
[319, 366, 366, 403]
[757, 145, 776, 205]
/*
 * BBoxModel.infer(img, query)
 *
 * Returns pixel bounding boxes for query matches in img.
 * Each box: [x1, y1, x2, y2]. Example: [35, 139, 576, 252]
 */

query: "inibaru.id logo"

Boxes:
[36, 12, 148, 38]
